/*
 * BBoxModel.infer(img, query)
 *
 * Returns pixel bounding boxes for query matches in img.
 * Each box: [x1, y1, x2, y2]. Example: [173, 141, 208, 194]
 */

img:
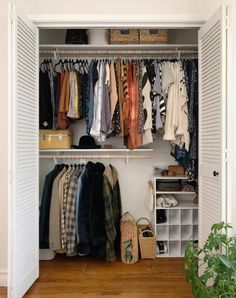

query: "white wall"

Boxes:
[17, 0, 222, 15]
[0, 0, 9, 287]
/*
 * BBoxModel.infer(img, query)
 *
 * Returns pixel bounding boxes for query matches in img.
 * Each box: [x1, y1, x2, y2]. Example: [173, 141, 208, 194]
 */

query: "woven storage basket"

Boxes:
[168, 165, 185, 176]
[120, 212, 139, 264]
[139, 29, 168, 44]
[110, 29, 139, 44]
[137, 217, 156, 259]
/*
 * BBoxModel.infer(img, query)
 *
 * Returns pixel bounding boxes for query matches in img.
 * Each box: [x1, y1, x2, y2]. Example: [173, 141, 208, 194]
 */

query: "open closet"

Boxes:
[9, 5, 227, 297]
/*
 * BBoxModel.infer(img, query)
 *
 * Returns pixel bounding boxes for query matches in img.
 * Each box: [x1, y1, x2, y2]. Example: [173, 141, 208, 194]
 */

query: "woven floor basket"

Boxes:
[137, 217, 156, 259]
[120, 212, 139, 264]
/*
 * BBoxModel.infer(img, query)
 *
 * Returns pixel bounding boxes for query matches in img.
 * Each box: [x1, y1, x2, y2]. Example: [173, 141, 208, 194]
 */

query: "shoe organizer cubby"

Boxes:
[169, 225, 181, 240]
[156, 209, 168, 225]
[169, 241, 181, 256]
[156, 241, 169, 256]
[193, 225, 198, 240]
[181, 209, 192, 225]
[156, 225, 168, 240]
[181, 241, 189, 256]
[169, 209, 180, 225]
[181, 225, 192, 240]
[193, 209, 198, 225]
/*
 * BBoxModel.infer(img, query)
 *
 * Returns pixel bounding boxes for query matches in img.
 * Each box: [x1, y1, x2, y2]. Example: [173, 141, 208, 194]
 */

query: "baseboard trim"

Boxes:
[0, 270, 7, 287]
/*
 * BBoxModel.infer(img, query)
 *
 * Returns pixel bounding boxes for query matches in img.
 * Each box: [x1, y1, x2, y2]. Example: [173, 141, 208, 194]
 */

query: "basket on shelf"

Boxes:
[120, 212, 139, 264]
[110, 29, 139, 44]
[137, 217, 156, 259]
[168, 165, 185, 176]
[139, 29, 168, 44]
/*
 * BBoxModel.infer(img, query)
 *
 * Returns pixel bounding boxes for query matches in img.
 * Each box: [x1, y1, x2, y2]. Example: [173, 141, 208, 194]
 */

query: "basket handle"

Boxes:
[141, 229, 155, 236]
[136, 217, 152, 226]
[120, 212, 136, 226]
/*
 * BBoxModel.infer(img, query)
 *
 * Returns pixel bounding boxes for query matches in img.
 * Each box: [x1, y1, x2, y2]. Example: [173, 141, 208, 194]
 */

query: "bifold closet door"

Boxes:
[198, 6, 227, 247]
[10, 4, 39, 298]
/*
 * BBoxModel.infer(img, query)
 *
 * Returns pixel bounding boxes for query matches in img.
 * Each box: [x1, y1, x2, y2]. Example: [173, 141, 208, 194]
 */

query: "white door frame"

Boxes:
[11, 9, 231, 296]
[28, 13, 206, 28]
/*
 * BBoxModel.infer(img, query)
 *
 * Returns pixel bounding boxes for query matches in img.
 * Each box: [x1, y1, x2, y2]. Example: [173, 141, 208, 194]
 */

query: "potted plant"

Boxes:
[185, 222, 236, 298]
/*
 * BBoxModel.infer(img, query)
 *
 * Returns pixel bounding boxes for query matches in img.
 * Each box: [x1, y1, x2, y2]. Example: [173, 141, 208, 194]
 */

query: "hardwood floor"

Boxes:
[25, 255, 193, 298]
[0, 287, 7, 298]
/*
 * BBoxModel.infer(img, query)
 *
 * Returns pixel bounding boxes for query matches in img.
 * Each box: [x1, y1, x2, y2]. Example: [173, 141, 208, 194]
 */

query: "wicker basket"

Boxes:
[168, 165, 185, 176]
[120, 212, 139, 264]
[110, 29, 139, 44]
[137, 217, 156, 259]
[139, 29, 168, 44]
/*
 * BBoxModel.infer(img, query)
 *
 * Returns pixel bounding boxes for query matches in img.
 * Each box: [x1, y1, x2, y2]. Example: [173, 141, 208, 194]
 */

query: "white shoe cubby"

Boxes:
[153, 174, 198, 257]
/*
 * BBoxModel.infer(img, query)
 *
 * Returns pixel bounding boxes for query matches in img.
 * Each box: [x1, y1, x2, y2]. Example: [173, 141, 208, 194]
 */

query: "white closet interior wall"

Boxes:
[39, 28, 198, 220]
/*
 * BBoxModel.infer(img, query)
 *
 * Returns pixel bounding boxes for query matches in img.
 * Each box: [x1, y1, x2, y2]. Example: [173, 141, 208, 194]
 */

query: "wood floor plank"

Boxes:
[0, 287, 7, 298]
[25, 256, 193, 298]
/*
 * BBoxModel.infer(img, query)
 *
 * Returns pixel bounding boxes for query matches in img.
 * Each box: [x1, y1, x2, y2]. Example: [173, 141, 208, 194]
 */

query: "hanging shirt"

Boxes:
[65, 167, 82, 255]
[90, 62, 104, 138]
[153, 61, 164, 130]
[142, 65, 153, 145]
[100, 62, 112, 139]
[57, 71, 70, 129]
[49, 166, 67, 251]
[61, 165, 76, 250]
[109, 61, 119, 119]
[67, 72, 80, 119]
[39, 70, 53, 129]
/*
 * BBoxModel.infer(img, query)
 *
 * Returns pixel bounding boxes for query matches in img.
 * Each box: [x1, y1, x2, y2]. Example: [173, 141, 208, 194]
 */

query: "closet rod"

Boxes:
[39, 49, 198, 57]
[40, 154, 153, 160]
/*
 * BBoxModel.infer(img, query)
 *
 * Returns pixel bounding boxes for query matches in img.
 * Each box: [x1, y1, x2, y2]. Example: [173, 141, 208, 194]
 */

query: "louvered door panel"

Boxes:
[198, 7, 227, 246]
[11, 6, 39, 298]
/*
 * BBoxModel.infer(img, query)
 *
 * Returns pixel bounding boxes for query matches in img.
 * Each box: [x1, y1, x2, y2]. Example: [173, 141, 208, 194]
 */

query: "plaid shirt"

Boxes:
[61, 166, 76, 249]
[65, 168, 82, 254]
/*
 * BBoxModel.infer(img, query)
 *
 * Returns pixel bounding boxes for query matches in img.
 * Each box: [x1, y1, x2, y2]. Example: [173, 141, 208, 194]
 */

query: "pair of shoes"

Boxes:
[157, 241, 168, 255]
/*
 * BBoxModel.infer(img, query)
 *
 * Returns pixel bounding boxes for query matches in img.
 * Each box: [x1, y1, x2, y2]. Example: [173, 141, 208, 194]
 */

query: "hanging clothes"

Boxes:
[57, 71, 70, 129]
[39, 164, 64, 249]
[39, 58, 197, 153]
[49, 165, 67, 251]
[40, 162, 122, 262]
[103, 165, 122, 262]
[142, 64, 153, 145]
[39, 69, 53, 129]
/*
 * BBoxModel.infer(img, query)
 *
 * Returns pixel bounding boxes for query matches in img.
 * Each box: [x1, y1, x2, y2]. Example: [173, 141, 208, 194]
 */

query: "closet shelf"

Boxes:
[153, 175, 190, 180]
[156, 191, 196, 195]
[39, 148, 154, 160]
[39, 149, 153, 153]
[156, 200, 198, 209]
[39, 44, 198, 57]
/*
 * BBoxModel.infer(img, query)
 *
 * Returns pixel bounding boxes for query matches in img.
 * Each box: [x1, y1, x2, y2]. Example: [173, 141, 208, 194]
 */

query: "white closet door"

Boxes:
[198, 6, 227, 246]
[10, 5, 39, 298]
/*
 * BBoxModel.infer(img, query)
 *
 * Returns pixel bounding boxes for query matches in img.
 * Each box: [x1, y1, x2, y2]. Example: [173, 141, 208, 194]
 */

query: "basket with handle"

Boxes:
[120, 212, 139, 264]
[137, 217, 156, 259]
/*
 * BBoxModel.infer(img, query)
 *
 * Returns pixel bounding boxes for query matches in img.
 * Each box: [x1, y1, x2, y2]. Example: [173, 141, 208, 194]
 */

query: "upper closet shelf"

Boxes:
[39, 44, 198, 57]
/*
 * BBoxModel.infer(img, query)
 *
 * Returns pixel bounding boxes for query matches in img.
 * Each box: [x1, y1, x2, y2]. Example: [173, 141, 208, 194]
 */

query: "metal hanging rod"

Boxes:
[40, 50, 198, 58]
[39, 44, 198, 58]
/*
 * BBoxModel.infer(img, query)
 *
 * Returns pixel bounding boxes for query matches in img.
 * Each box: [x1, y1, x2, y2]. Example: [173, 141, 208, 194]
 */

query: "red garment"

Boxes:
[126, 62, 142, 149]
